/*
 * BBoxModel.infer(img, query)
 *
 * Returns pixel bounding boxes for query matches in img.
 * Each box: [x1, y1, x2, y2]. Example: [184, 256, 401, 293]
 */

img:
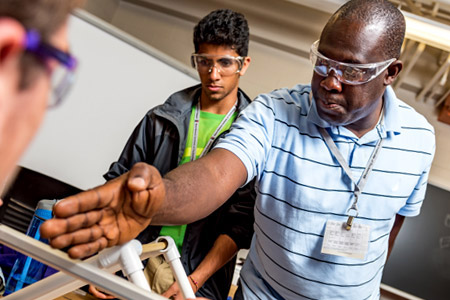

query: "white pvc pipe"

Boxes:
[0, 225, 167, 300]
[128, 271, 152, 292]
[157, 237, 196, 299]
[0, 241, 164, 300]
[2, 262, 96, 300]
[169, 259, 196, 300]
[120, 240, 151, 291]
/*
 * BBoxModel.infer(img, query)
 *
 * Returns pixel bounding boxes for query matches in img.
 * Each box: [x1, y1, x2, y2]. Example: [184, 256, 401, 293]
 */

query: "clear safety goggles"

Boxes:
[310, 40, 395, 85]
[191, 53, 244, 76]
[24, 30, 78, 107]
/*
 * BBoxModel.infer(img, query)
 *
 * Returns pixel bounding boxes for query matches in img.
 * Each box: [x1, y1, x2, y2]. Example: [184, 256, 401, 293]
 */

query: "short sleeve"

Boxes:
[398, 146, 435, 217]
[214, 94, 276, 185]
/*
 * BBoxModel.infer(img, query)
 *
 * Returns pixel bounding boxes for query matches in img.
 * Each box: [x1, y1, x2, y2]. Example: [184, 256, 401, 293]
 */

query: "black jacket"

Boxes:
[105, 84, 255, 299]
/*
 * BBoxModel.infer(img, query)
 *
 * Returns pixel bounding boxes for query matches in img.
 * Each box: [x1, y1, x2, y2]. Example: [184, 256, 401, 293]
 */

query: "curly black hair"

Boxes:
[193, 9, 249, 56]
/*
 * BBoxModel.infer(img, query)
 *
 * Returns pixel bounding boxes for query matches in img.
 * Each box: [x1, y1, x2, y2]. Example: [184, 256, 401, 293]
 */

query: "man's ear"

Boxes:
[0, 18, 25, 65]
[384, 60, 403, 86]
[238, 56, 251, 76]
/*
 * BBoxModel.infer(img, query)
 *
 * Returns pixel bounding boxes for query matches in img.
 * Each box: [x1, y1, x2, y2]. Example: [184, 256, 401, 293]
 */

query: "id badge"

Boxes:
[321, 220, 370, 260]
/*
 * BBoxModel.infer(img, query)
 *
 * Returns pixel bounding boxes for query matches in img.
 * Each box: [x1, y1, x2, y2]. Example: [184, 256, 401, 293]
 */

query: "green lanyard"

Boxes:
[190, 100, 237, 161]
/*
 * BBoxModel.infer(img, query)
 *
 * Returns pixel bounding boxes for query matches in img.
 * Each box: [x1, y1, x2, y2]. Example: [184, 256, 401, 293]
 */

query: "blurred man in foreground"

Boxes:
[0, 0, 82, 294]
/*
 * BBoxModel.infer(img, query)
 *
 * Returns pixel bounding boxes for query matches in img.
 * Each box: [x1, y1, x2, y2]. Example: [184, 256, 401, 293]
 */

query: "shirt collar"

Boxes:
[307, 85, 402, 140]
[382, 85, 402, 135]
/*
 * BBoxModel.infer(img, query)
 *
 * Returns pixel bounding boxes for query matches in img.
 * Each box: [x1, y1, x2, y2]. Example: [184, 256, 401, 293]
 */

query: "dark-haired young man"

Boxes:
[88, 8, 254, 300]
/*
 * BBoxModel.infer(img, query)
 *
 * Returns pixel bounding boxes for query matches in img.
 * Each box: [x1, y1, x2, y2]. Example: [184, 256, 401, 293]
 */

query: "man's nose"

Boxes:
[208, 64, 221, 80]
[320, 68, 342, 92]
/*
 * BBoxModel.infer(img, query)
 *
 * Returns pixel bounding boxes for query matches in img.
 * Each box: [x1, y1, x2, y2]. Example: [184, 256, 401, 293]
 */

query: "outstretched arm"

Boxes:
[41, 148, 247, 259]
[153, 148, 247, 225]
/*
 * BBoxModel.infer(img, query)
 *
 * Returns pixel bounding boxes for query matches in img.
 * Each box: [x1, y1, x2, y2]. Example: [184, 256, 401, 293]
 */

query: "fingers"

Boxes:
[127, 163, 165, 218]
[89, 285, 115, 299]
[161, 282, 178, 298]
[67, 237, 108, 259]
[52, 180, 122, 218]
[130, 187, 162, 220]
[174, 293, 185, 300]
[47, 223, 104, 248]
[45, 224, 108, 259]
[127, 163, 163, 191]
[41, 210, 103, 239]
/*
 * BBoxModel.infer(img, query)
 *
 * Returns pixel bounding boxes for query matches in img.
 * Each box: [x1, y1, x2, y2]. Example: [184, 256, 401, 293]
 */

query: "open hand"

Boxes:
[40, 163, 165, 259]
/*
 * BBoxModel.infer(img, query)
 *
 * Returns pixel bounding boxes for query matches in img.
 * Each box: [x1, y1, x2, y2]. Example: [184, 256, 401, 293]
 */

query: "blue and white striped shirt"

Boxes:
[215, 84, 435, 300]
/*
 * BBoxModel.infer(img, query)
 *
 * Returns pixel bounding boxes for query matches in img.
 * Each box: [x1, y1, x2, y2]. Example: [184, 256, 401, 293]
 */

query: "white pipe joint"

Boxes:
[156, 236, 196, 299]
[97, 240, 142, 269]
[156, 236, 179, 262]
[98, 244, 123, 268]
[92, 240, 151, 292]
[119, 240, 143, 277]
[118, 240, 150, 291]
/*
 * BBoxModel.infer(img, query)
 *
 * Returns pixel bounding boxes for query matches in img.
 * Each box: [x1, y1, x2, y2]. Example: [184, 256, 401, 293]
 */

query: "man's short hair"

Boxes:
[323, 0, 405, 59]
[0, 0, 83, 88]
[193, 9, 250, 57]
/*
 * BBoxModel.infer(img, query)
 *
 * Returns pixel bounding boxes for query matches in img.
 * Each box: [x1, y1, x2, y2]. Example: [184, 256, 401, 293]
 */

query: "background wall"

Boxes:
[19, 14, 198, 189]
[83, 0, 450, 192]
[16, 1, 450, 299]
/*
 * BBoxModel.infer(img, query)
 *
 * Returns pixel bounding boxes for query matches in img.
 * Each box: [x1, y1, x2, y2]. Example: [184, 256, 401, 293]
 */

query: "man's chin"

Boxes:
[317, 110, 348, 127]
[207, 93, 225, 102]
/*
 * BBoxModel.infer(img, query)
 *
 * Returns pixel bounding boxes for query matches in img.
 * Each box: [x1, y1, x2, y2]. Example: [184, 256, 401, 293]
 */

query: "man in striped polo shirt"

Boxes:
[43, 0, 436, 299]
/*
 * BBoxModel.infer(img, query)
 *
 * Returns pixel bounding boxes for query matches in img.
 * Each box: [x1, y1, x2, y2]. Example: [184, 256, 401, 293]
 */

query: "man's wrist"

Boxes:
[189, 275, 199, 292]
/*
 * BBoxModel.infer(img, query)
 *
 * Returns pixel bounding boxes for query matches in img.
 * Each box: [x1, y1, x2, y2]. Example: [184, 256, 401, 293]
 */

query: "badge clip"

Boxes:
[346, 216, 354, 230]
[346, 207, 358, 231]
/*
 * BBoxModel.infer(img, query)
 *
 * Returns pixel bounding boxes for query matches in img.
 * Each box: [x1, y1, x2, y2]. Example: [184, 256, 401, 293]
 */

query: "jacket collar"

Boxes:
[153, 84, 252, 163]
[154, 84, 251, 118]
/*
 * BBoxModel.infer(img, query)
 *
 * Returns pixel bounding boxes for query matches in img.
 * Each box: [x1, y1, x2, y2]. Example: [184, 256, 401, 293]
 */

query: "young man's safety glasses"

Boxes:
[24, 30, 78, 107]
[191, 53, 244, 76]
[310, 40, 395, 85]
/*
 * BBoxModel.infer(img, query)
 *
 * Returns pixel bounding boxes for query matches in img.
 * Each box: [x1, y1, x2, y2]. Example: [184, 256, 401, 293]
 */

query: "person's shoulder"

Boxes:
[151, 84, 201, 115]
[237, 88, 252, 106]
[395, 98, 435, 133]
[266, 84, 310, 99]
[166, 84, 202, 103]
[255, 84, 310, 109]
